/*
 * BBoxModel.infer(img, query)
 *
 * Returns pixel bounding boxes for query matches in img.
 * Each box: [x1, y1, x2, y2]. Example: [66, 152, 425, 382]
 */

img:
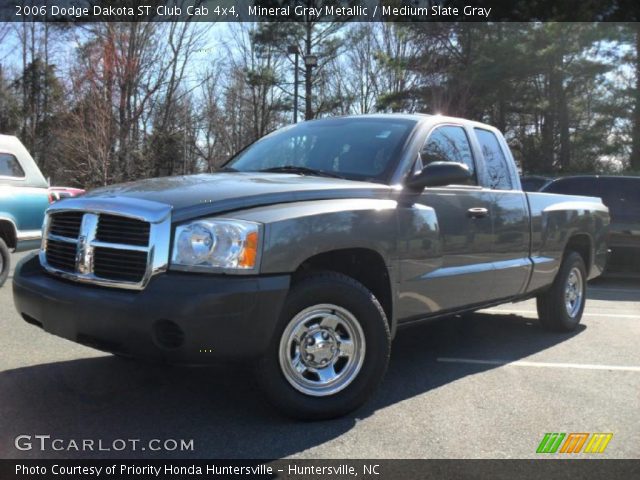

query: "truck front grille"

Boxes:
[49, 211, 83, 238]
[45, 239, 77, 272]
[96, 214, 150, 246]
[93, 247, 148, 282]
[42, 210, 161, 289]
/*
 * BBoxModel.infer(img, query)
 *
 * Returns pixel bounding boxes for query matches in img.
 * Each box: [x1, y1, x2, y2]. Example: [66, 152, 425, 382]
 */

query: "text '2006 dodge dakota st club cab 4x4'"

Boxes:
[13, 115, 609, 419]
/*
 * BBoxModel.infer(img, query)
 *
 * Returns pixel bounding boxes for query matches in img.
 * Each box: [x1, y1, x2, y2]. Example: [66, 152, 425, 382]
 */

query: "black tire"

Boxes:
[536, 251, 587, 332]
[458, 310, 477, 320]
[256, 272, 391, 420]
[0, 237, 10, 287]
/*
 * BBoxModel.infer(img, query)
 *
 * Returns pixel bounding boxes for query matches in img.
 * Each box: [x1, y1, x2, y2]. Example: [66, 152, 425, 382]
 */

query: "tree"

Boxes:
[62, 21, 209, 183]
[231, 22, 288, 138]
[147, 91, 200, 178]
[390, 22, 621, 173]
[196, 65, 226, 171]
[14, 58, 64, 171]
[370, 23, 419, 113]
[252, 3, 347, 120]
[0, 20, 637, 184]
[0, 63, 19, 133]
[629, 23, 640, 170]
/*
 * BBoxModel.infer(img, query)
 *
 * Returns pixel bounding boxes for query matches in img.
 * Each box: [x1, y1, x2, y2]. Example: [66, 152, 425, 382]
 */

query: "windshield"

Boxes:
[226, 118, 417, 182]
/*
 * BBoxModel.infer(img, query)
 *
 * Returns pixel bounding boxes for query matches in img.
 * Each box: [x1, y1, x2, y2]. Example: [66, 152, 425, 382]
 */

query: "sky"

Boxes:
[0, 21, 230, 82]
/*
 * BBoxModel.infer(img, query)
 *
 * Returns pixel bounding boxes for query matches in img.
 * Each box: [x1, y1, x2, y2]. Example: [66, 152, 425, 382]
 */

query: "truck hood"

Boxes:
[84, 172, 392, 222]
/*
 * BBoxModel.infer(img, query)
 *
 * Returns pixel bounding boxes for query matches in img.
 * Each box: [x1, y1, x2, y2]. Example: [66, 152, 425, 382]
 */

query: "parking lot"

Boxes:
[1, 251, 638, 459]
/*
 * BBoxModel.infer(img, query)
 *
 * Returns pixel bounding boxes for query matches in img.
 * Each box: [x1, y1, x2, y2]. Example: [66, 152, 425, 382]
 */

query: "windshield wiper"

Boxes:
[259, 166, 344, 179]
[217, 166, 238, 172]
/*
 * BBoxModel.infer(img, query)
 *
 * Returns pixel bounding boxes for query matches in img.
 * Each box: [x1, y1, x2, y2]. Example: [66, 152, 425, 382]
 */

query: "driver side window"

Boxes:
[421, 126, 476, 185]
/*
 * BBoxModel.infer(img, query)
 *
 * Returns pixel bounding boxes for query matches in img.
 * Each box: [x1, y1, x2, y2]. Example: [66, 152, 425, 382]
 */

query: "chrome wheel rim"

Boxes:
[564, 267, 584, 318]
[279, 304, 366, 397]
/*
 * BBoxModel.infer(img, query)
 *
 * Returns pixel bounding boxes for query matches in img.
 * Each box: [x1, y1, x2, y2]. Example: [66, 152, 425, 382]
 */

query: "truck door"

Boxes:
[397, 124, 495, 318]
[472, 127, 531, 299]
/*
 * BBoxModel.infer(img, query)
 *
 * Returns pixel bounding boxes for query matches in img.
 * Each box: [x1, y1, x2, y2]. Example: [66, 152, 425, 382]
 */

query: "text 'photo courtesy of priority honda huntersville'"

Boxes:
[12, 114, 610, 419]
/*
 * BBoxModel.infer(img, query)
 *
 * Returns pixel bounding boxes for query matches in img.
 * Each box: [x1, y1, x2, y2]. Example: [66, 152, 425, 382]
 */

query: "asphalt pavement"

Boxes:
[1, 251, 638, 459]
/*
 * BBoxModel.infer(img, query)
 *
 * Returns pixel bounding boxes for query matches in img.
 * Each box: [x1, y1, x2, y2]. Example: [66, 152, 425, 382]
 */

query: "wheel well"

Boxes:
[0, 220, 17, 249]
[565, 234, 591, 275]
[294, 248, 393, 323]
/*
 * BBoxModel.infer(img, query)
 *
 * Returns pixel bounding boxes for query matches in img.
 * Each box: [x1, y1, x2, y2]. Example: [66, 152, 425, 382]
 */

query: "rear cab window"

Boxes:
[474, 128, 513, 190]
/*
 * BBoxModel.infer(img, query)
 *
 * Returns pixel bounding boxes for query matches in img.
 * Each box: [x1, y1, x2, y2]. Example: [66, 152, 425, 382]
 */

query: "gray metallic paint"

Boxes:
[395, 187, 495, 317]
[84, 172, 391, 223]
[232, 198, 399, 274]
[525, 193, 609, 290]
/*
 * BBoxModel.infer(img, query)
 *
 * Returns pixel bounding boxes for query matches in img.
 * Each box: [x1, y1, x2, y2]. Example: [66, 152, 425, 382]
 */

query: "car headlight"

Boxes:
[171, 219, 260, 272]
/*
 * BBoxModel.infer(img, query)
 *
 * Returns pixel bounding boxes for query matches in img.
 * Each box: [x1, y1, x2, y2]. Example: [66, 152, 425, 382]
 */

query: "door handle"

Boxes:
[467, 207, 489, 219]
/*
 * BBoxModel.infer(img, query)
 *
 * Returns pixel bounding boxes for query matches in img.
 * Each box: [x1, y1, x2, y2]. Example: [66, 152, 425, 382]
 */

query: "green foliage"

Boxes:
[14, 57, 65, 177]
[384, 22, 632, 174]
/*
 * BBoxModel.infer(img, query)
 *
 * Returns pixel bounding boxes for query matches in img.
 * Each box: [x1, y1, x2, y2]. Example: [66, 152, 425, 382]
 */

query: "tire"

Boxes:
[536, 251, 587, 332]
[458, 310, 477, 320]
[0, 237, 10, 288]
[256, 272, 391, 420]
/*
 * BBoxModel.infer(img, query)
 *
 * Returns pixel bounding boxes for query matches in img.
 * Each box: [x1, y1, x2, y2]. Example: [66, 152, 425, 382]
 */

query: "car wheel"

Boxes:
[0, 237, 10, 287]
[256, 272, 391, 420]
[536, 251, 587, 332]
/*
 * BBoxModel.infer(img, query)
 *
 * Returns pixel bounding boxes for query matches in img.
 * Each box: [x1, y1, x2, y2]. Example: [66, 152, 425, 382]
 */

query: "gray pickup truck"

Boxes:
[13, 114, 609, 419]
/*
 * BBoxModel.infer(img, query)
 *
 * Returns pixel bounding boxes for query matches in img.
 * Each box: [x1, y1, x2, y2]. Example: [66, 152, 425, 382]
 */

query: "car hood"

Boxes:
[84, 172, 392, 222]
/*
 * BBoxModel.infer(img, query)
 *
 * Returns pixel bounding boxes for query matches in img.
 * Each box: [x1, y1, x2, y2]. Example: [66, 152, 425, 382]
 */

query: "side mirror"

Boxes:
[405, 161, 471, 190]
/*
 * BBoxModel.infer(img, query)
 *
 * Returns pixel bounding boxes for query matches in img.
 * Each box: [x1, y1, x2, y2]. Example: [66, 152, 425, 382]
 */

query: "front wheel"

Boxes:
[256, 272, 390, 420]
[537, 251, 587, 332]
[0, 237, 10, 287]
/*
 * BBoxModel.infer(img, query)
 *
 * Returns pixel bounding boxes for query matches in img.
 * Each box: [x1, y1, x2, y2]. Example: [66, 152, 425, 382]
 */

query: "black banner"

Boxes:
[1, 0, 640, 23]
[2, 459, 639, 480]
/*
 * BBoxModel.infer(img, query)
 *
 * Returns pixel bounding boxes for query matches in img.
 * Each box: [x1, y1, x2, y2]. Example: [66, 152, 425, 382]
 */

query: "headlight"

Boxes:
[171, 219, 260, 272]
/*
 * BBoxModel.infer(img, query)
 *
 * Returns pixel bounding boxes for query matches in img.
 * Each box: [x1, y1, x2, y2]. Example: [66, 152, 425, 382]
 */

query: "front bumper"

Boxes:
[13, 253, 290, 364]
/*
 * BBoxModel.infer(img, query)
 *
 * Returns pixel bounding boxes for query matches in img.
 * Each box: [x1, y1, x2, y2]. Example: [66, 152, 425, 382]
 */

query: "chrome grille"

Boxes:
[96, 214, 150, 246]
[94, 247, 148, 282]
[40, 199, 171, 290]
[49, 211, 83, 238]
[45, 239, 77, 272]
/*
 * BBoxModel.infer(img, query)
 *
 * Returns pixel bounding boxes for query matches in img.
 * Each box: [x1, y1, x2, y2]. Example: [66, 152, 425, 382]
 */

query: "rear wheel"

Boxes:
[537, 251, 587, 332]
[0, 237, 10, 287]
[256, 272, 390, 420]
